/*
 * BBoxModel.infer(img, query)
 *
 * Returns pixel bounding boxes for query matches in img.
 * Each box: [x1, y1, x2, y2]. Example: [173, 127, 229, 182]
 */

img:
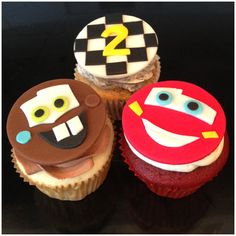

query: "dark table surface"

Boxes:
[2, 2, 234, 233]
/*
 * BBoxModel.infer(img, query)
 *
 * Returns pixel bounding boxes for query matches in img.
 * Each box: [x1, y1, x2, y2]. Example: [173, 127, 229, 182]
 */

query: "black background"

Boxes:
[2, 2, 234, 233]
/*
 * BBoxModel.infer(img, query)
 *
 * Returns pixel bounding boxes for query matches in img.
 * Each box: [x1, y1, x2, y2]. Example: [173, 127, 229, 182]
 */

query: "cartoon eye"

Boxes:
[156, 91, 173, 105]
[31, 106, 49, 123]
[53, 96, 69, 112]
[184, 100, 203, 115]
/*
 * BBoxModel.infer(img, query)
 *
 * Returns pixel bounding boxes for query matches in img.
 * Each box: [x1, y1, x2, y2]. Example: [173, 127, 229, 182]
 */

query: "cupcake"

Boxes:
[74, 14, 160, 120]
[120, 80, 229, 199]
[6, 79, 114, 201]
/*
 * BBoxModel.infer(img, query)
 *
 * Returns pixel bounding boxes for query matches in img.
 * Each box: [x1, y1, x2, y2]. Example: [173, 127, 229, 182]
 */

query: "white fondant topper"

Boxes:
[74, 15, 158, 79]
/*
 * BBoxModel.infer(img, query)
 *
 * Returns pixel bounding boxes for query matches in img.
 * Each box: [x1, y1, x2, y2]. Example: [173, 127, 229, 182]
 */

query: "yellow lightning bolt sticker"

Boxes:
[129, 101, 143, 116]
[202, 131, 219, 139]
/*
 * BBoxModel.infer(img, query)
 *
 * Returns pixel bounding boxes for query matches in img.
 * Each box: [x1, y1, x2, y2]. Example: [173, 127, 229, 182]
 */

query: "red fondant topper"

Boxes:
[122, 81, 226, 165]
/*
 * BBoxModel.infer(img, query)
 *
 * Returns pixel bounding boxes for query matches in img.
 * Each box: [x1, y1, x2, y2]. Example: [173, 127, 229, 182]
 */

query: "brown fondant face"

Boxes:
[7, 79, 106, 165]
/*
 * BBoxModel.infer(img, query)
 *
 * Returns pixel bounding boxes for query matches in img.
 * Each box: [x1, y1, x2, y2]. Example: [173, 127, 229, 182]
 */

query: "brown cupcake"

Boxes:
[7, 79, 114, 200]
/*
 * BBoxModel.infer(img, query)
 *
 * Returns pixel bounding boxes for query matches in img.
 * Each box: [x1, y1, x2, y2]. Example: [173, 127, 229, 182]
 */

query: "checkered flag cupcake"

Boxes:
[74, 14, 161, 120]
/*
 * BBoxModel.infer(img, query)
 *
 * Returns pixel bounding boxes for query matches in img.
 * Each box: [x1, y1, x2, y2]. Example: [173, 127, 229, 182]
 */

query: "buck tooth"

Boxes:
[67, 116, 83, 135]
[52, 123, 70, 142]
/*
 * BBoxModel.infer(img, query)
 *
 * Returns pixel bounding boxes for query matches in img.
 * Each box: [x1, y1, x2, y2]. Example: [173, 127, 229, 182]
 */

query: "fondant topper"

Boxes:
[7, 79, 106, 166]
[122, 81, 226, 165]
[74, 14, 158, 78]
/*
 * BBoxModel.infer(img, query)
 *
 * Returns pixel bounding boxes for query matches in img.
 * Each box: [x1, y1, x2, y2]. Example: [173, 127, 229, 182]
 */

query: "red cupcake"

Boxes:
[120, 81, 229, 199]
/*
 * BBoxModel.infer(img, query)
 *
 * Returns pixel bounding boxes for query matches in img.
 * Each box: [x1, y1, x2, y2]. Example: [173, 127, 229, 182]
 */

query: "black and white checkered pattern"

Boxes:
[74, 14, 158, 77]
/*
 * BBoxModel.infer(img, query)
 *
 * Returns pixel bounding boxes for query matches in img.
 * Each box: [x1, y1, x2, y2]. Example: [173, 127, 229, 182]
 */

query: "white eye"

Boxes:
[20, 84, 80, 127]
[144, 87, 216, 125]
[145, 87, 181, 107]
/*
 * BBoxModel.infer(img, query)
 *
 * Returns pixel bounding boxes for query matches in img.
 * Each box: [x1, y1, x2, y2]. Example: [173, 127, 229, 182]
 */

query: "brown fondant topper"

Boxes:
[7, 79, 107, 177]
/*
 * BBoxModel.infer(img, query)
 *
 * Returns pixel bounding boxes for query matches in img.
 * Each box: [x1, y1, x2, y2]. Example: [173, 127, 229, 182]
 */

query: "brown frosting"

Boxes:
[7, 79, 107, 167]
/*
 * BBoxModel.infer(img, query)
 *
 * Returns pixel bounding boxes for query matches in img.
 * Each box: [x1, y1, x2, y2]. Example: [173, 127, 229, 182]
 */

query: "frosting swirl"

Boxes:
[77, 55, 159, 92]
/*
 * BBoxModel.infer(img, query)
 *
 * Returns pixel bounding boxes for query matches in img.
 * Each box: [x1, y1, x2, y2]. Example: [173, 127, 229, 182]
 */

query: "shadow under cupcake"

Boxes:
[34, 173, 116, 233]
[128, 178, 210, 233]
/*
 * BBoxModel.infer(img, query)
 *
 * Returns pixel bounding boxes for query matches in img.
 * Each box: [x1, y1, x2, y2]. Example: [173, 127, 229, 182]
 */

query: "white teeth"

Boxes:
[142, 118, 199, 147]
[52, 116, 84, 142]
[52, 123, 70, 142]
[66, 116, 83, 135]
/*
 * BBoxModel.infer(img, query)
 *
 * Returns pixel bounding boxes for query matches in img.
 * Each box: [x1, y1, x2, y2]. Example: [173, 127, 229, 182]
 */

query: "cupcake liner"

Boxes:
[11, 124, 116, 201]
[146, 184, 200, 199]
[74, 55, 161, 120]
[105, 99, 126, 120]
[11, 150, 112, 201]
[74, 69, 128, 120]
[119, 132, 229, 199]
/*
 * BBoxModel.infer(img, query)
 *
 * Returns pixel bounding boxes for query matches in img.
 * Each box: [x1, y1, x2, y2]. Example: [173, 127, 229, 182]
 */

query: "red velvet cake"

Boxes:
[120, 80, 229, 198]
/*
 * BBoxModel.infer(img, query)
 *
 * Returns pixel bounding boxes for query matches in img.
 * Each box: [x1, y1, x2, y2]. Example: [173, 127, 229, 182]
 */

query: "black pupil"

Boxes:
[35, 109, 44, 117]
[187, 102, 199, 111]
[159, 93, 169, 101]
[54, 99, 64, 108]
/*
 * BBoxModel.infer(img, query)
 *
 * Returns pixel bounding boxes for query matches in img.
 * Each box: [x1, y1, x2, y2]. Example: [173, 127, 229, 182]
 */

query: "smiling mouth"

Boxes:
[40, 112, 87, 149]
[142, 118, 199, 147]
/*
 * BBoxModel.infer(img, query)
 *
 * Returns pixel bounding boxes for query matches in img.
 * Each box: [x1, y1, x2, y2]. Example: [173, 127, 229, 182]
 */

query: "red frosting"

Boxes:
[122, 81, 226, 165]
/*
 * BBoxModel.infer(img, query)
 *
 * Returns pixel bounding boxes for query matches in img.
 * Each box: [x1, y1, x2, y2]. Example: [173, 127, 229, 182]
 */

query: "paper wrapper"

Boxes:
[11, 124, 116, 201]
[104, 99, 126, 120]
[74, 56, 161, 120]
[119, 132, 229, 199]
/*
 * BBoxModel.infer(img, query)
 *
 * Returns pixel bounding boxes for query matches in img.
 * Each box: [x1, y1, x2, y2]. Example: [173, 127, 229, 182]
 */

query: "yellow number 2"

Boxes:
[101, 25, 131, 57]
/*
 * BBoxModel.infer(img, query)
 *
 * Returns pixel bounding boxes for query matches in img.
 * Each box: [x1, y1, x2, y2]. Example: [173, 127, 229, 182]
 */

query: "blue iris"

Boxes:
[156, 91, 173, 105]
[184, 100, 203, 115]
